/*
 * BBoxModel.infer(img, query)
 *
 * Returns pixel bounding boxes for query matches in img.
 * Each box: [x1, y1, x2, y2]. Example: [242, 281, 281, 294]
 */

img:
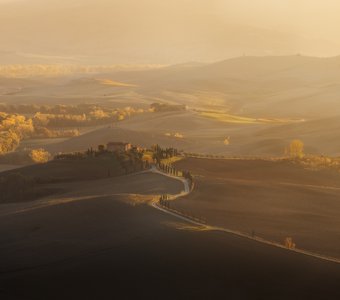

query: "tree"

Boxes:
[90, 109, 109, 120]
[284, 237, 296, 249]
[29, 149, 51, 163]
[288, 139, 304, 158]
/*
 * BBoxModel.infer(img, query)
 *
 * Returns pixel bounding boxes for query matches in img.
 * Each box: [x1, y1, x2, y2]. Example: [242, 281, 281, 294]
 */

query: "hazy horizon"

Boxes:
[3, 2, 340, 299]
[1, 0, 340, 64]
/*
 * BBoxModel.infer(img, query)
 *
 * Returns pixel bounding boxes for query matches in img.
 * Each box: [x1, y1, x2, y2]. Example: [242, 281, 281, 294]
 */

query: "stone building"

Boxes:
[107, 142, 132, 152]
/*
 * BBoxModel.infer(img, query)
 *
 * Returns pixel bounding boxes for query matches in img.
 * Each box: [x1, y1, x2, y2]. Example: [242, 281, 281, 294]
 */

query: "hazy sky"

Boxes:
[1, 0, 340, 64]
[214, 0, 340, 40]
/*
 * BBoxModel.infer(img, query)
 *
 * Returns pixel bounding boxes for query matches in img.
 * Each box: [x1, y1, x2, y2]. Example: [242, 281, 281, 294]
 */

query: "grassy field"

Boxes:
[17, 126, 103, 151]
[1, 172, 340, 299]
[97, 78, 137, 87]
[0, 164, 21, 173]
[0, 153, 144, 205]
[173, 157, 340, 259]
[18, 138, 69, 151]
[198, 110, 303, 124]
[2, 156, 124, 183]
[36, 109, 340, 158]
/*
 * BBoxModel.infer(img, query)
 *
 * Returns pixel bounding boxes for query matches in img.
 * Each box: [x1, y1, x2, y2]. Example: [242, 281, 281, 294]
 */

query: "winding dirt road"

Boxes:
[151, 166, 340, 265]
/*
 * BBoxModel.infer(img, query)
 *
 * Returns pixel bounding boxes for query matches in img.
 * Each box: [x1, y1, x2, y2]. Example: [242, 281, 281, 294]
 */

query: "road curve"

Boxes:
[150, 166, 340, 265]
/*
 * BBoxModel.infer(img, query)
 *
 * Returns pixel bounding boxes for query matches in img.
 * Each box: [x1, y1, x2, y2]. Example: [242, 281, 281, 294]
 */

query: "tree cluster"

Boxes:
[0, 103, 148, 155]
[0, 103, 146, 127]
[151, 144, 178, 164]
[0, 112, 79, 155]
[158, 163, 180, 176]
[0, 113, 34, 154]
[114, 148, 148, 174]
[31, 106, 143, 127]
[0, 149, 51, 165]
[29, 149, 51, 163]
[54, 146, 149, 175]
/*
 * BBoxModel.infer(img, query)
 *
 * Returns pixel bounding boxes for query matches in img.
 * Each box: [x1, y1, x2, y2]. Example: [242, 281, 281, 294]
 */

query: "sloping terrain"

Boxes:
[42, 109, 340, 157]
[108, 55, 340, 118]
[0, 75, 149, 106]
[2, 55, 340, 157]
[2, 55, 340, 116]
[0, 164, 20, 173]
[0, 157, 124, 183]
[43, 123, 193, 154]
[173, 158, 340, 258]
[1, 172, 340, 299]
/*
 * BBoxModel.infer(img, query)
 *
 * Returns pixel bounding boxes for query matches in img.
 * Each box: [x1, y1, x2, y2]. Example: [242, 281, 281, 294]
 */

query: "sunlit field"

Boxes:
[198, 110, 304, 124]
[1, 0, 340, 299]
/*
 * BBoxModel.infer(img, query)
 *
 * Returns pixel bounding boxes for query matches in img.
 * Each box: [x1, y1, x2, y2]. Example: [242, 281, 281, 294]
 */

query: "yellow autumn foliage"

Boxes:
[29, 149, 51, 163]
[288, 139, 305, 158]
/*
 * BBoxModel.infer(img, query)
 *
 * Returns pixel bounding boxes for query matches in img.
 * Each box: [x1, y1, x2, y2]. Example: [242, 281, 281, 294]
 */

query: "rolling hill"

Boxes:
[2, 55, 340, 117]
[40, 109, 340, 157]
[173, 157, 340, 259]
[1, 169, 340, 299]
[2, 55, 340, 157]
[106, 55, 340, 118]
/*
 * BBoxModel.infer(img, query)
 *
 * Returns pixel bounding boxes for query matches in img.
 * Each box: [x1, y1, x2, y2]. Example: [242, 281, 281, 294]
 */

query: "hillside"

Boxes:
[1, 157, 122, 183]
[109, 55, 340, 118]
[41, 109, 340, 157]
[2, 55, 340, 117]
[0, 149, 147, 204]
[2, 55, 340, 157]
[2, 1, 340, 299]
[1, 171, 340, 299]
[173, 157, 340, 259]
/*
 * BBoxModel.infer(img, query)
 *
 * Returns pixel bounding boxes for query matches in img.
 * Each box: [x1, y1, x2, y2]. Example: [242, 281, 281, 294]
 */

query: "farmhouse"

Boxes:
[107, 142, 132, 152]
